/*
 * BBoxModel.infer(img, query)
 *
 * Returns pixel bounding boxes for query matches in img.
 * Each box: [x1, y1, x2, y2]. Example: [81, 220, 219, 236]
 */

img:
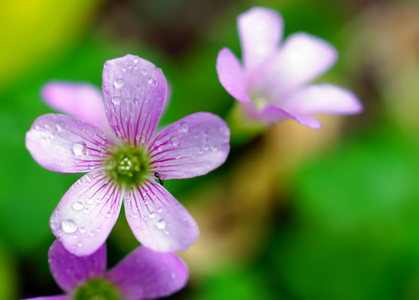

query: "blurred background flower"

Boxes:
[0, 0, 418, 299]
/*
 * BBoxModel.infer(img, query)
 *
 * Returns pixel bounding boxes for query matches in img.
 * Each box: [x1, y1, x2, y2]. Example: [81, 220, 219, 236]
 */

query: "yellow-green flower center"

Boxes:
[104, 144, 150, 189]
[73, 278, 121, 300]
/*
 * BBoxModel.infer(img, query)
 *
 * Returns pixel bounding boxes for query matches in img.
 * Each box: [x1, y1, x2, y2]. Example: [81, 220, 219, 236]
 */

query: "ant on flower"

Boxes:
[154, 172, 164, 185]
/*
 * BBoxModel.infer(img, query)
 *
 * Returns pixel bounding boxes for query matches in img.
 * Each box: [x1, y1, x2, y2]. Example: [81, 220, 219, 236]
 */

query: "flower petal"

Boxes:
[102, 54, 167, 144]
[50, 171, 123, 256]
[266, 33, 338, 100]
[149, 112, 230, 179]
[216, 48, 251, 103]
[238, 7, 283, 72]
[106, 246, 188, 299]
[48, 240, 106, 292]
[124, 180, 199, 252]
[243, 103, 322, 129]
[26, 114, 114, 173]
[21, 296, 70, 300]
[284, 84, 363, 115]
[41, 82, 111, 132]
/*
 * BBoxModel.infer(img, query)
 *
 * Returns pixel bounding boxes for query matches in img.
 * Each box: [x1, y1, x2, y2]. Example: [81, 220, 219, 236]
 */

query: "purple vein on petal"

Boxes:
[141, 181, 166, 210]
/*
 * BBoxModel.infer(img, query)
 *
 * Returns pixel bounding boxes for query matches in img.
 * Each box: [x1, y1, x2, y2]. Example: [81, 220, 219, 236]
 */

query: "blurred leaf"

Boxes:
[0, 0, 103, 90]
[273, 128, 419, 299]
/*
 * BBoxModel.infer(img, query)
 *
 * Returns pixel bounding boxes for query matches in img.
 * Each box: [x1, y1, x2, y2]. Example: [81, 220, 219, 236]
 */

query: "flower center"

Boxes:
[104, 144, 150, 189]
[249, 91, 270, 111]
[73, 278, 121, 300]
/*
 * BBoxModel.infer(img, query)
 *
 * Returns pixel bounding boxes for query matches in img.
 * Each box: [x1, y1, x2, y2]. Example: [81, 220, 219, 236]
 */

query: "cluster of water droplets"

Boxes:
[158, 121, 222, 165]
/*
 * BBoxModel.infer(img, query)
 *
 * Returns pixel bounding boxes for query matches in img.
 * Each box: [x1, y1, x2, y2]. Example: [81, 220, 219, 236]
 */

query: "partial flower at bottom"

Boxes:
[26, 54, 230, 256]
[22, 240, 188, 300]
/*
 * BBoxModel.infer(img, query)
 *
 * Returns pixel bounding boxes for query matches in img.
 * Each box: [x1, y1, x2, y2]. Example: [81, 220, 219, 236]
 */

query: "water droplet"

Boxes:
[141, 69, 148, 76]
[180, 122, 189, 133]
[133, 58, 139, 63]
[79, 227, 86, 234]
[133, 98, 139, 105]
[157, 219, 166, 229]
[106, 211, 112, 218]
[170, 136, 179, 146]
[50, 220, 59, 230]
[211, 145, 219, 151]
[41, 138, 47, 144]
[122, 66, 127, 72]
[158, 207, 163, 213]
[89, 231, 95, 237]
[149, 212, 157, 219]
[176, 154, 181, 160]
[203, 144, 209, 151]
[86, 198, 94, 205]
[56, 121, 66, 132]
[147, 77, 155, 85]
[132, 213, 139, 219]
[78, 242, 83, 248]
[112, 97, 121, 104]
[72, 142, 87, 156]
[72, 202, 84, 211]
[114, 78, 124, 88]
[194, 133, 200, 139]
[62, 219, 77, 233]
[86, 174, 93, 182]
[198, 148, 204, 155]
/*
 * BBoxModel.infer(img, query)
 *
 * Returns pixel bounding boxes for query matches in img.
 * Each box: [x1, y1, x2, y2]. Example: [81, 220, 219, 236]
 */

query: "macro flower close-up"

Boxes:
[23, 240, 188, 300]
[25, 54, 230, 256]
[216, 6, 363, 129]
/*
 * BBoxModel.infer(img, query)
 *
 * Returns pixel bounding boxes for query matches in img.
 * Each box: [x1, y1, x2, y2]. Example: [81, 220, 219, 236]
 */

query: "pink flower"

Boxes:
[216, 7, 362, 129]
[26, 54, 230, 256]
[23, 240, 188, 300]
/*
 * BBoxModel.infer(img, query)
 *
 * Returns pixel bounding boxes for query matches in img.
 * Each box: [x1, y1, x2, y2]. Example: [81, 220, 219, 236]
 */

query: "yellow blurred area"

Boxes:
[0, 0, 102, 90]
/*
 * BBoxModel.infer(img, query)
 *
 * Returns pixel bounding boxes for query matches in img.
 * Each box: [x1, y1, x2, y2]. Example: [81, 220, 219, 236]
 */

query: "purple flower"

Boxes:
[23, 240, 188, 300]
[216, 7, 362, 129]
[26, 54, 230, 256]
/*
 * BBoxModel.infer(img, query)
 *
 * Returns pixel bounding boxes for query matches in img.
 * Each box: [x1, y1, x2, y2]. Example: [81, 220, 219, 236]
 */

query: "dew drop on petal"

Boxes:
[157, 219, 166, 229]
[62, 219, 77, 233]
[106, 211, 112, 218]
[50, 220, 59, 230]
[170, 136, 179, 146]
[112, 97, 121, 105]
[114, 78, 124, 88]
[79, 227, 86, 234]
[72, 202, 84, 211]
[158, 207, 163, 213]
[149, 211, 157, 219]
[180, 122, 189, 133]
[56, 121, 66, 132]
[72, 142, 87, 156]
